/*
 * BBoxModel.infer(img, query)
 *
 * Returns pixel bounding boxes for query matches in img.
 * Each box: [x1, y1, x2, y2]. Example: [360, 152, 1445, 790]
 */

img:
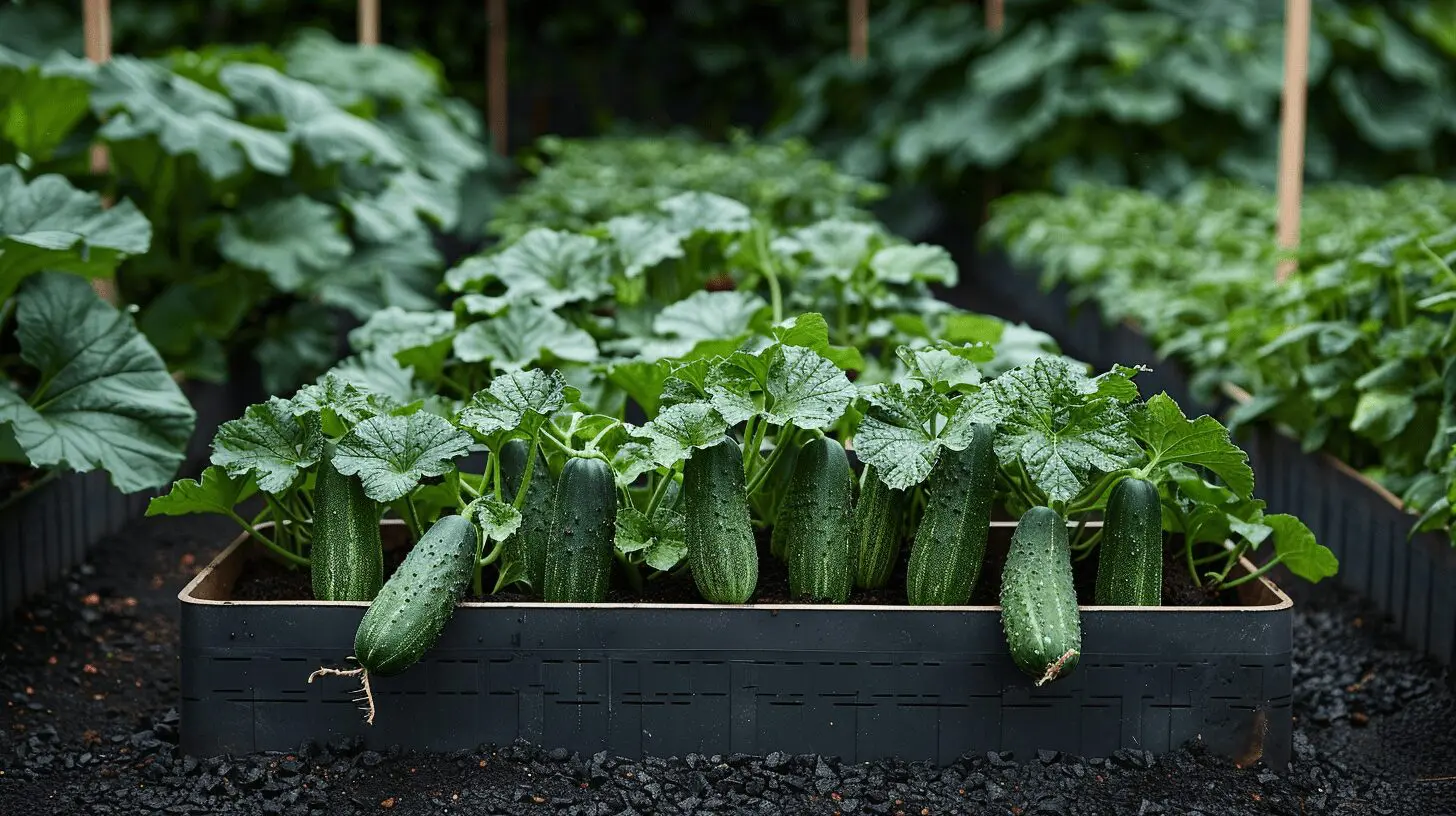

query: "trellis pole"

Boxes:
[83, 0, 116, 303]
[359, 0, 380, 46]
[487, 0, 508, 155]
[986, 0, 1004, 33]
[848, 0, 868, 60]
[1275, 0, 1311, 283]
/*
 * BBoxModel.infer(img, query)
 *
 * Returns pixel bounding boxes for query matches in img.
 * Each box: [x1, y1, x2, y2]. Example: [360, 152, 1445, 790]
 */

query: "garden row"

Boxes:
[158, 137, 1329, 766]
[979, 178, 1456, 669]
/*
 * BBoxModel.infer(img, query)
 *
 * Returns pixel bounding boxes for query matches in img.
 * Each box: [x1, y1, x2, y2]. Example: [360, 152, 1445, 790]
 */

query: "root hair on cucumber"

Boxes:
[308, 660, 377, 724]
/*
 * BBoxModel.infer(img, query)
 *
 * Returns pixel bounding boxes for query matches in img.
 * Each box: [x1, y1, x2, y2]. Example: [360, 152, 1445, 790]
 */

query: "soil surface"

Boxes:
[1, 513, 1454, 815]
[233, 529, 1235, 607]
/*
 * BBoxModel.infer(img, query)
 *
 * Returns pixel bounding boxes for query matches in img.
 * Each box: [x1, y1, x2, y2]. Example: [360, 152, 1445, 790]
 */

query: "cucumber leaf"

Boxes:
[147, 465, 256, 517]
[332, 412, 474, 502]
[983, 357, 1141, 505]
[760, 344, 857, 430]
[212, 397, 324, 494]
[217, 196, 352, 292]
[1131, 392, 1254, 499]
[852, 383, 945, 489]
[1264, 513, 1338, 582]
[658, 192, 752, 235]
[459, 369, 573, 441]
[631, 402, 730, 468]
[468, 495, 523, 543]
[604, 214, 685, 278]
[871, 243, 957, 286]
[453, 302, 599, 370]
[482, 228, 612, 308]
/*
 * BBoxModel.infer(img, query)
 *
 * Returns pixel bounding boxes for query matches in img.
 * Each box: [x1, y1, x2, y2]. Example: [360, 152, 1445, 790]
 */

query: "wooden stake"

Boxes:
[83, 0, 116, 303]
[487, 0, 507, 155]
[358, 0, 380, 46]
[1275, 0, 1311, 283]
[848, 0, 868, 60]
[986, 0, 1004, 34]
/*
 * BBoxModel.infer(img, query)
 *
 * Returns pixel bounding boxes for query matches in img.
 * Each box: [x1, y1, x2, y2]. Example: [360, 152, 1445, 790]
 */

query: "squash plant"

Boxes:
[0, 34, 491, 393]
[0, 166, 195, 498]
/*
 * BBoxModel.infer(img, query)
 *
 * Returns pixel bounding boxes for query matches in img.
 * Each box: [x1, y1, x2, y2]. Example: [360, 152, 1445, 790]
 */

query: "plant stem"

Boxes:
[402, 497, 424, 541]
[227, 511, 310, 567]
[512, 437, 540, 511]
[645, 469, 676, 516]
[1218, 555, 1282, 589]
[616, 550, 644, 594]
[491, 447, 503, 502]
[745, 427, 797, 496]
[754, 227, 783, 323]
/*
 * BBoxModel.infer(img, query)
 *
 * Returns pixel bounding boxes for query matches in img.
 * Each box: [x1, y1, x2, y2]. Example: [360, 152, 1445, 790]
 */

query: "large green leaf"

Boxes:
[852, 383, 944, 490]
[0, 48, 92, 158]
[93, 57, 292, 180]
[220, 63, 405, 168]
[212, 397, 324, 494]
[146, 465, 256, 518]
[283, 29, 442, 105]
[761, 344, 857, 430]
[632, 402, 730, 468]
[1264, 514, 1337, 582]
[1131, 393, 1254, 498]
[217, 196, 351, 291]
[0, 167, 152, 302]
[0, 274, 196, 492]
[459, 369, 572, 440]
[453, 302, 599, 370]
[333, 412, 473, 502]
[604, 214, 685, 278]
[469, 228, 612, 308]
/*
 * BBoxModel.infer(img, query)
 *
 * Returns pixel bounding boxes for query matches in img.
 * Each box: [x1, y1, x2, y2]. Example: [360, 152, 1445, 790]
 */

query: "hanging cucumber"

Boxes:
[851, 465, 907, 590]
[906, 424, 996, 605]
[683, 436, 758, 603]
[498, 439, 556, 592]
[1095, 477, 1164, 606]
[542, 456, 617, 603]
[779, 437, 855, 602]
[1001, 506, 1082, 685]
[311, 441, 384, 602]
[309, 513, 478, 722]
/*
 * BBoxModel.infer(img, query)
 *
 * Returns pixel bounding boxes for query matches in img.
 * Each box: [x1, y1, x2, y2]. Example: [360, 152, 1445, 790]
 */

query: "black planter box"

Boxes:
[179, 523, 1293, 767]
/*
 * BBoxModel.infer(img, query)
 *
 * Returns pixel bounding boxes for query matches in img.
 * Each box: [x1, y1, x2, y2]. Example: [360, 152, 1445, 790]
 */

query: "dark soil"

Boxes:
[232, 527, 1235, 607]
[2, 513, 1453, 815]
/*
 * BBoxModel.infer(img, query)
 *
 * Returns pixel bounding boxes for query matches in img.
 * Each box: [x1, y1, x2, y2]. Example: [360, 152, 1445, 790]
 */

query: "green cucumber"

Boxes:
[542, 456, 617, 603]
[498, 439, 555, 592]
[1001, 506, 1082, 685]
[353, 513, 478, 677]
[779, 437, 855, 603]
[683, 436, 758, 603]
[1095, 477, 1163, 606]
[906, 424, 996, 605]
[851, 465, 906, 590]
[311, 442, 384, 602]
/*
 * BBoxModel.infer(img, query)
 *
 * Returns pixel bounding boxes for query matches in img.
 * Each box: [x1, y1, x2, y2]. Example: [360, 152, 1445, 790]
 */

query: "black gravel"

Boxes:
[1, 515, 1454, 815]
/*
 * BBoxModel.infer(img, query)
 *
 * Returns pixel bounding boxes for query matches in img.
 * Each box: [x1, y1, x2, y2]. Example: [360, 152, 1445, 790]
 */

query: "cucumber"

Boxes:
[310, 514, 476, 723]
[311, 441, 384, 602]
[683, 436, 758, 603]
[905, 424, 996, 605]
[498, 439, 555, 592]
[542, 456, 617, 603]
[353, 513, 478, 677]
[1000, 506, 1082, 685]
[851, 465, 907, 590]
[1095, 477, 1163, 606]
[779, 437, 855, 603]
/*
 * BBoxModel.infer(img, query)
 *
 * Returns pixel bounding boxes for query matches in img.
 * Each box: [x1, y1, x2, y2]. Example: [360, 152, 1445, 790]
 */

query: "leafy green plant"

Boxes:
[0, 167, 194, 495]
[0, 33, 493, 394]
[778, 0, 1456, 195]
[986, 178, 1456, 540]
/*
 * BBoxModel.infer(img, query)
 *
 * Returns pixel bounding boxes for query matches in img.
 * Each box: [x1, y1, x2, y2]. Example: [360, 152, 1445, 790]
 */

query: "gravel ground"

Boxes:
[0, 515, 1453, 815]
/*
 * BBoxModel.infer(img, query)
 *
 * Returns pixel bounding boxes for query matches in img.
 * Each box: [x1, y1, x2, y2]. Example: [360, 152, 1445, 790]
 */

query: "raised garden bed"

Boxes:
[179, 522, 1293, 767]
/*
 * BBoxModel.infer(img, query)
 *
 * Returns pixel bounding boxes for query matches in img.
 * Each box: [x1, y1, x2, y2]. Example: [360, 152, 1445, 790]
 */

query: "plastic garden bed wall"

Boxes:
[1244, 426, 1456, 669]
[955, 248, 1456, 671]
[0, 377, 240, 626]
[179, 523, 1294, 769]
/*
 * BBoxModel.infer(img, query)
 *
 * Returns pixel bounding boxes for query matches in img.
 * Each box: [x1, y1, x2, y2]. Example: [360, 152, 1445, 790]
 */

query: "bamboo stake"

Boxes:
[1275, 0, 1311, 283]
[358, 0, 380, 47]
[986, 0, 1004, 34]
[487, 0, 507, 155]
[848, 0, 868, 60]
[83, 0, 116, 303]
